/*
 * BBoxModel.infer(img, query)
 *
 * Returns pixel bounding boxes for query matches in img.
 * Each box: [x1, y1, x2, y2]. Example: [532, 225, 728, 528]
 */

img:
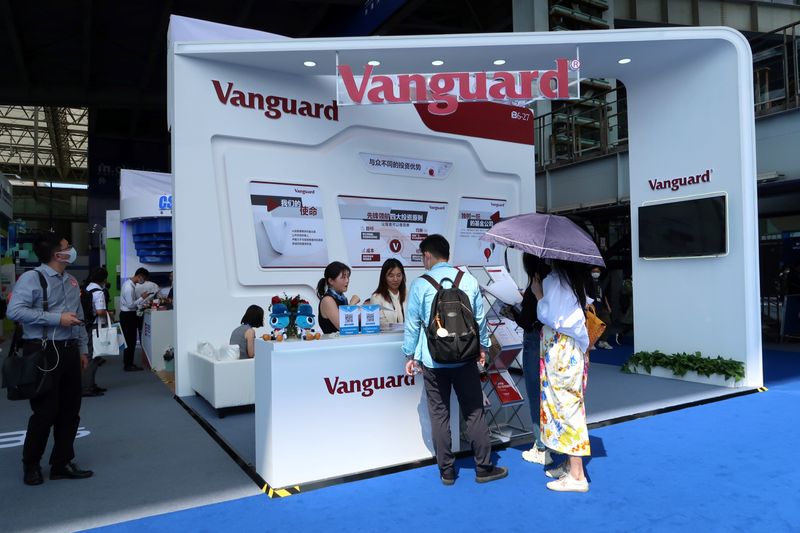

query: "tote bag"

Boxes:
[92, 321, 123, 357]
[585, 304, 606, 350]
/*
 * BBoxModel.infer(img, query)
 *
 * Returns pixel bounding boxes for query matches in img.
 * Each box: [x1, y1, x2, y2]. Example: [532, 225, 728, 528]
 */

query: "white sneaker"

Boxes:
[546, 473, 589, 492]
[521, 446, 546, 464]
[598, 341, 613, 350]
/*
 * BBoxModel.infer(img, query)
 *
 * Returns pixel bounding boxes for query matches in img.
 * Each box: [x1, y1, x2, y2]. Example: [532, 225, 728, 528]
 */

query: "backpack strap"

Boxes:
[35, 270, 48, 341]
[421, 274, 440, 291]
[453, 270, 465, 289]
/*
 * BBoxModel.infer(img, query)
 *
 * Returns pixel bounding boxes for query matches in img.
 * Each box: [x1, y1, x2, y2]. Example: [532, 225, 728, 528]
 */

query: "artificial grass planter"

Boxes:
[621, 350, 745, 387]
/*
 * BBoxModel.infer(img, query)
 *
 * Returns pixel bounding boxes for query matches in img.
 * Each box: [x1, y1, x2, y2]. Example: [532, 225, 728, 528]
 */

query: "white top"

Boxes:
[120, 278, 147, 312]
[86, 282, 108, 326]
[536, 272, 591, 353]
[135, 281, 160, 299]
[370, 291, 406, 325]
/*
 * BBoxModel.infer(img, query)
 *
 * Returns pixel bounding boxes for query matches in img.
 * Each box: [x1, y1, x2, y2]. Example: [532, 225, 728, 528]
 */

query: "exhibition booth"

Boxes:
[168, 16, 761, 489]
[119, 169, 174, 370]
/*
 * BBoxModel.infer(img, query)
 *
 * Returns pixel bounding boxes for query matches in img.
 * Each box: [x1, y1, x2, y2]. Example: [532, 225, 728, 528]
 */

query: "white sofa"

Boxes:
[188, 351, 255, 416]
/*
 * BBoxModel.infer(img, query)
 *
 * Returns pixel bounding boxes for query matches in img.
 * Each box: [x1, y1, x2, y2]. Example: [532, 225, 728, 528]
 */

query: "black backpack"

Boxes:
[80, 284, 102, 327]
[421, 270, 480, 364]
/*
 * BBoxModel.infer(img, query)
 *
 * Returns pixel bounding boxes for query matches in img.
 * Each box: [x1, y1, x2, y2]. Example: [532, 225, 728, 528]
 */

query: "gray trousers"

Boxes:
[422, 362, 492, 476]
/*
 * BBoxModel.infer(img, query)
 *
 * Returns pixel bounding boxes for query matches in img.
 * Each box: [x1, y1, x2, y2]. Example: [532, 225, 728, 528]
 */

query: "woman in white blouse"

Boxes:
[369, 259, 406, 327]
[531, 258, 591, 493]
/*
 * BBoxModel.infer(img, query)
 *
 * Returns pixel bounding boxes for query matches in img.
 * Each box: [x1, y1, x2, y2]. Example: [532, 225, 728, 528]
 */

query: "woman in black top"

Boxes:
[316, 261, 360, 334]
[506, 253, 550, 465]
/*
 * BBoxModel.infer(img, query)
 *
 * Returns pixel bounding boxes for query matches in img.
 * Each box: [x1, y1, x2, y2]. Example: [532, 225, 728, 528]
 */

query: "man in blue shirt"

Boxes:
[402, 234, 508, 485]
[7, 233, 93, 486]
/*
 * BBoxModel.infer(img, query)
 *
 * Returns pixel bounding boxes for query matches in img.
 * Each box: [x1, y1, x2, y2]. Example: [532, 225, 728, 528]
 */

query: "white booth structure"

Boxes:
[169, 20, 761, 488]
[120, 169, 175, 370]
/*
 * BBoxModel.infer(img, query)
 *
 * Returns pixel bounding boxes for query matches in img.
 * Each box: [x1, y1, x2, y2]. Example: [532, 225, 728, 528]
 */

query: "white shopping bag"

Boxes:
[92, 321, 122, 358]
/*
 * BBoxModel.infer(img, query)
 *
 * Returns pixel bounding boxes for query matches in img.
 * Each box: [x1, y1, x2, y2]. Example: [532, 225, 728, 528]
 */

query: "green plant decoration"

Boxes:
[621, 350, 745, 381]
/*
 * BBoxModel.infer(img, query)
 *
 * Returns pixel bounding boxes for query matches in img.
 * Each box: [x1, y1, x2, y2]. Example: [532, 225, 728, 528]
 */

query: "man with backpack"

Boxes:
[402, 234, 508, 485]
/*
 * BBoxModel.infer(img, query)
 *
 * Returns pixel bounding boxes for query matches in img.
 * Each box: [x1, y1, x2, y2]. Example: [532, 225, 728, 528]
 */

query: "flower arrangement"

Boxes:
[269, 293, 309, 339]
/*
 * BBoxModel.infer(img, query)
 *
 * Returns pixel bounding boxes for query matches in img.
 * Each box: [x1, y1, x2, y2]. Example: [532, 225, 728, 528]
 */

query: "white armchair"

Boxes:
[188, 351, 255, 416]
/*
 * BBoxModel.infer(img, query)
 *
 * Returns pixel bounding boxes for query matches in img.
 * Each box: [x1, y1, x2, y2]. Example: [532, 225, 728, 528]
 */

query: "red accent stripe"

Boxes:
[414, 102, 535, 146]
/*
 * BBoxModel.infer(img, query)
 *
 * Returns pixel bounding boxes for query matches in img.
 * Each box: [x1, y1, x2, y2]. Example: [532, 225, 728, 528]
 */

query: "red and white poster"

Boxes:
[488, 370, 524, 405]
[453, 197, 508, 267]
[337, 195, 449, 267]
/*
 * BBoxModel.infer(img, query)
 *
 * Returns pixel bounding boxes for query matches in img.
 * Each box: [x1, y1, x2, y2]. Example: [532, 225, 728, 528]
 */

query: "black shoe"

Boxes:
[124, 365, 144, 372]
[23, 465, 43, 486]
[440, 470, 456, 486]
[82, 390, 104, 397]
[93, 385, 107, 393]
[50, 462, 93, 480]
[475, 466, 508, 484]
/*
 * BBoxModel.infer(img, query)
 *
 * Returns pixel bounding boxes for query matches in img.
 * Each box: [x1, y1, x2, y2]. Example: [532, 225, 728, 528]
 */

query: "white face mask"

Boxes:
[591, 272, 601, 280]
[56, 247, 77, 264]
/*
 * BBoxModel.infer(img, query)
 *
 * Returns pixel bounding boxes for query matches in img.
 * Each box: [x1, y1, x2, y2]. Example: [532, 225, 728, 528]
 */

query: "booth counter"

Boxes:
[255, 334, 460, 488]
[142, 309, 174, 371]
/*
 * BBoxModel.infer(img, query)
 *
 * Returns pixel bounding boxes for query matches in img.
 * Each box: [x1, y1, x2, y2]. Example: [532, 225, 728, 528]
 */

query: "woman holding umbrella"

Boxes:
[531, 259, 591, 492]
[482, 212, 600, 493]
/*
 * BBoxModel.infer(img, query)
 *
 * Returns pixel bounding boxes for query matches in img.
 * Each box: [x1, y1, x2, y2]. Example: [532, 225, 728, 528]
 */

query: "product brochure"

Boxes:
[488, 370, 524, 405]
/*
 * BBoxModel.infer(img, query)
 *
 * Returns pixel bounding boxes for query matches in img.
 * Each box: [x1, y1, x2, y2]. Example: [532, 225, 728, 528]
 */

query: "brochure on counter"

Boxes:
[488, 370, 524, 405]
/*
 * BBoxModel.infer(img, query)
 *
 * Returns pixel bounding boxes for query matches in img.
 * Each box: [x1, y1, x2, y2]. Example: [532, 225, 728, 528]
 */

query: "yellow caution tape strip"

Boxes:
[262, 483, 301, 499]
[758, 386, 768, 392]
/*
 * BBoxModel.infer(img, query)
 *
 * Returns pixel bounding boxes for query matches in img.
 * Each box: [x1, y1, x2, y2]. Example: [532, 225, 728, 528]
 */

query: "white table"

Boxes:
[255, 334, 460, 488]
[141, 309, 174, 371]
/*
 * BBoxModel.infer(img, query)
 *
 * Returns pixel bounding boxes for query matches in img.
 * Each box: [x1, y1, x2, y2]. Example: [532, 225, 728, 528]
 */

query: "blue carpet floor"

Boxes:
[85, 349, 800, 532]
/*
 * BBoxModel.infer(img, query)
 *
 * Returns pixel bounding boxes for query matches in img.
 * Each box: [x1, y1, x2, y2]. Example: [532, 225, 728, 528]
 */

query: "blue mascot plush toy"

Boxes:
[295, 303, 321, 341]
[268, 303, 291, 341]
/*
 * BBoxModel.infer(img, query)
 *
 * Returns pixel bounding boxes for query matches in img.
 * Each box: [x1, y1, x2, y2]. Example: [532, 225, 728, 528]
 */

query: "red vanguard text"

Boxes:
[337, 59, 572, 116]
[324, 374, 415, 398]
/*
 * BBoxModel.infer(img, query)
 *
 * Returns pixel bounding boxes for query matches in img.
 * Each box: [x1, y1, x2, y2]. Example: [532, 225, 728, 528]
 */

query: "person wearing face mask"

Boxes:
[7, 233, 93, 486]
[587, 266, 613, 350]
[370, 258, 407, 328]
[119, 267, 151, 371]
[316, 261, 360, 334]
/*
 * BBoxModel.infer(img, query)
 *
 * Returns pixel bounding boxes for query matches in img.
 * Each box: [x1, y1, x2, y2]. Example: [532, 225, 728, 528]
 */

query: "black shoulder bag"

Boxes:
[2, 271, 58, 401]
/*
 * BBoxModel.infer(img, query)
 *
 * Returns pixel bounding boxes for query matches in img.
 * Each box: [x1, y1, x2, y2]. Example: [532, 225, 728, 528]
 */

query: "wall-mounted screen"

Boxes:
[638, 195, 727, 259]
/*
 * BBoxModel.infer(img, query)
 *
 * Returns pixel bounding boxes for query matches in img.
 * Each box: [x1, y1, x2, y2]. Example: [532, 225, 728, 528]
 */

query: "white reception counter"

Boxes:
[142, 309, 174, 371]
[255, 334, 460, 488]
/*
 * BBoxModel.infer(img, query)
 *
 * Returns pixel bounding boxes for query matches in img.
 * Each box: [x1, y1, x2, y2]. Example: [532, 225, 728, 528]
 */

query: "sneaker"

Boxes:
[598, 341, 613, 350]
[614, 333, 622, 346]
[521, 446, 546, 464]
[545, 460, 570, 479]
[475, 466, 508, 483]
[546, 473, 589, 492]
[440, 470, 456, 486]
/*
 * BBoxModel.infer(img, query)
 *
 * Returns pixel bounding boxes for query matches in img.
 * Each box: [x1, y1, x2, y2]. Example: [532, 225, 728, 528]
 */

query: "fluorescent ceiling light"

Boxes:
[431, 60, 444, 66]
[493, 59, 506, 66]
[303, 61, 317, 67]
[618, 58, 632, 64]
[9, 180, 88, 190]
[368, 60, 381, 66]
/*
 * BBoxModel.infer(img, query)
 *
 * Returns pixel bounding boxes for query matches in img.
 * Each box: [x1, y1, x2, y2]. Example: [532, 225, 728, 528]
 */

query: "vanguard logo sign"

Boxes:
[649, 169, 712, 192]
[336, 58, 581, 115]
[212, 80, 339, 121]
[324, 373, 416, 397]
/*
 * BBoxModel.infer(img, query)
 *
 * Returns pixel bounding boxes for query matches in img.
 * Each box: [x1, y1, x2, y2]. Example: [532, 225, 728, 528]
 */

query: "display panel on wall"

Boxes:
[638, 194, 728, 259]
[453, 197, 508, 267]
[249, 181, 328, 268]
[337, 195, 448, 267]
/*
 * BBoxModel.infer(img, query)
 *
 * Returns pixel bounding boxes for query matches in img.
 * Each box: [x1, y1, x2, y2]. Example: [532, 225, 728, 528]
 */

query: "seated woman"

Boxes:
[316, 261, 360, 334]
[370, 258, 407, 327]
[230, 305, 265, 359]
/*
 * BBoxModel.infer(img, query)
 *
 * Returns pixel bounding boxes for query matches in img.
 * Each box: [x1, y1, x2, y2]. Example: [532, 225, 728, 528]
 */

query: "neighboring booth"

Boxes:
[169, 19, 761, 488]
[119, 169, 175, 369]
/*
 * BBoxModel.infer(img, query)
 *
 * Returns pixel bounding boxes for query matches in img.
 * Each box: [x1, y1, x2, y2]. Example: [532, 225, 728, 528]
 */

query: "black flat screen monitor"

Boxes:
[638, 195, 727, 259]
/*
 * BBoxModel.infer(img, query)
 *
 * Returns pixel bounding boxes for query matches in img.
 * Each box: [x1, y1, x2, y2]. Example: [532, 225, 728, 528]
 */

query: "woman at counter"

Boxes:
[316, 261, 360, 334]
[230, 305, 265, 359]
[370, 258, 406, 327]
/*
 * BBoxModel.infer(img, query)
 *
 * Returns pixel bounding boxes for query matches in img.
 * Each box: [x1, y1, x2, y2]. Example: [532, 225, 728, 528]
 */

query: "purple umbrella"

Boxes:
[480, 212, 605, 267]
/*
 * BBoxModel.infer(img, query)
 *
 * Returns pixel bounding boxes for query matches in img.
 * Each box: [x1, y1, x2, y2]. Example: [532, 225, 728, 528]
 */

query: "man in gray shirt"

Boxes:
[7, 233, 93, 486]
